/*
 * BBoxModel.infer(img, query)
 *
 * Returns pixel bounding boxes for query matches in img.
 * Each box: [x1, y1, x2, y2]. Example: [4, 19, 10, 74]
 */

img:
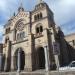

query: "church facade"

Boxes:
[0, 1, 69, 72]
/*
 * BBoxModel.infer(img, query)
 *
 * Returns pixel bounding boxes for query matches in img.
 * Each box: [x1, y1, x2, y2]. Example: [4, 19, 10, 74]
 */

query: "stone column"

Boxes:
[4, 41, 11, 71]
[11, 55, 14, 71]
[44, 46, 50, 71]
[0, 53, 3, 72]
[17, 49, 20, 72]
[13, 29, 16, 41]
[4, 57, 7, 71]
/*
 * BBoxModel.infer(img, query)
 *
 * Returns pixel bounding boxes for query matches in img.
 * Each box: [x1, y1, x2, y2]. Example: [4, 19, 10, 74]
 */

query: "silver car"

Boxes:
[59, 61, 75, 71]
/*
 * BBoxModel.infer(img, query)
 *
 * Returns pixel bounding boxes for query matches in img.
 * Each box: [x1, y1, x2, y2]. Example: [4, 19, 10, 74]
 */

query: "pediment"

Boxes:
[12, 11, 30, 28]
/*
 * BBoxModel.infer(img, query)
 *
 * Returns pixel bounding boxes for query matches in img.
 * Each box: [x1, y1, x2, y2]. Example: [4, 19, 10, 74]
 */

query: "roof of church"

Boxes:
[4, 1, 53, 28]
[32, 1, 53, 14]
[65, 33, 75, 37]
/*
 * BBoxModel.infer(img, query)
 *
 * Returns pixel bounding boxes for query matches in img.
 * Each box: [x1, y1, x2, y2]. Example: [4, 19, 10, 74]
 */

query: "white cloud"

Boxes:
[47, 0, 75, 24]
[0, 25, 3, 33]
[0, 24, 4, 43]
[0, 0, 75, 41]
[45, 0, 75, 35]
[0, 1, 7, 10]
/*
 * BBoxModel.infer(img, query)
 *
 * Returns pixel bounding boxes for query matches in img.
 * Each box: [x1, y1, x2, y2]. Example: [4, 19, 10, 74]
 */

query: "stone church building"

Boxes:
[0, 1, 70, 72]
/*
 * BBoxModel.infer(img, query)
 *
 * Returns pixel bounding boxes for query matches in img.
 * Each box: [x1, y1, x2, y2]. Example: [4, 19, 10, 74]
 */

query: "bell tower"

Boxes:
[31, 1, 55, 34]
[30, 0, 57, 71]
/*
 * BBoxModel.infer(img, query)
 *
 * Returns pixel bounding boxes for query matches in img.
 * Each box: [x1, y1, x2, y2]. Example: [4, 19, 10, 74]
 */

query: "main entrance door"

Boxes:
[37, 47, 45, 69]
[14, 48, 25, 71]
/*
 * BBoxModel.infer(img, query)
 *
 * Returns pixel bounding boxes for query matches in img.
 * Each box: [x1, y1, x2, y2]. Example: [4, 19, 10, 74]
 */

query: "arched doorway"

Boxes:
[37, 47, 45, 69]
[14, 48, 25, 71]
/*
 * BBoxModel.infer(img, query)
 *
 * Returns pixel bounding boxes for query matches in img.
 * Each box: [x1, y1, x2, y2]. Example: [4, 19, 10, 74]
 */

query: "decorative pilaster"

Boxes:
[11, 55, 14, 71]
[4, 41, 11, 71]
[4, 57, 8, 71]
[13, 29, 16, 41]
[17, 49, 21, 72]
[24, 33, 34, 71]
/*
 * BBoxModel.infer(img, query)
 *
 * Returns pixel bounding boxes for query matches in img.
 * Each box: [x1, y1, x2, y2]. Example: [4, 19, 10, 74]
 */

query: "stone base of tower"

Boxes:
[10, 68, 33, 72]
[24, 68, 33, 72]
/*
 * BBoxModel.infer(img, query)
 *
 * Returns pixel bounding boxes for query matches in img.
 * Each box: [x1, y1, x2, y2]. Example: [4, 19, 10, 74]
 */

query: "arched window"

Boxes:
[5, 37, 9, 43]
[37, 14, 40, 20]
[36, 24, 43, 34]
[34, 13, 43, 21]
[36, 27, 39, 33]
[40, 26, 43, 32]
[17, 32, 25, 41]
[34, 15, 37, 21]
[40, 13, 43, 19]
[6, 27, 10, 34]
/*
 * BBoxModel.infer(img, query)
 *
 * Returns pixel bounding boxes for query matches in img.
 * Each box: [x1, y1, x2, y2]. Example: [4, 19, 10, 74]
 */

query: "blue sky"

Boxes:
[0, 0, 75, 42]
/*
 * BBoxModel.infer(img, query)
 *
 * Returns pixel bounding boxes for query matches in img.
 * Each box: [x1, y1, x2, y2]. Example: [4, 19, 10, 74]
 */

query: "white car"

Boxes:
[59, 61, 75, 71]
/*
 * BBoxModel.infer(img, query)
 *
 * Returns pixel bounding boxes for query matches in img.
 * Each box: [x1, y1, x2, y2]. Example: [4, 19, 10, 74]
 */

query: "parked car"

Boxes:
[59, 61, 75, 71]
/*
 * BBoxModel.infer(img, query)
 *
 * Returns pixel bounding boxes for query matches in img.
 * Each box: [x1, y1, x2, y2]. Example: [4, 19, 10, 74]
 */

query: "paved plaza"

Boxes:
[0, 70, 75, 75]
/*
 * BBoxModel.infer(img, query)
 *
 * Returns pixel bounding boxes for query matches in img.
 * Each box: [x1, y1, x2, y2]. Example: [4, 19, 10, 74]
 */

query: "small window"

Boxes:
[22, 32, 25, 38]
[5, 37, 9, 43]
[36, 25, 43, 34]
[17, 33, 20, 40]
[36, 27, 39, 33]
[37, 14, 40, 20]
[20, 32, 25, 38]
[34, 13, 43, 21]
[17, 32, 25, 41]
[34, 15, 37, 21]
[40, 13, 43, 19]
[40, 26, 43, 32]
[6, 27, 10, 34]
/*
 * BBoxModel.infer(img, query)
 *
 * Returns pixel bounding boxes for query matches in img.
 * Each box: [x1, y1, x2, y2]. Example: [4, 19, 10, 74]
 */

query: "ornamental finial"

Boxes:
[37, 0, 43, 4]
[18, 0, 24, 12]
[20, 0, 23, 7]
